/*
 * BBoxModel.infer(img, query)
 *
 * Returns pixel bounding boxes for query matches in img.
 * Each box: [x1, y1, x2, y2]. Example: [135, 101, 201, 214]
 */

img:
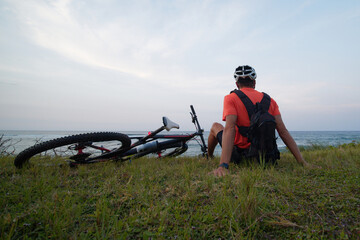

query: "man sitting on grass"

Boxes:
[208, 65, 314, 177]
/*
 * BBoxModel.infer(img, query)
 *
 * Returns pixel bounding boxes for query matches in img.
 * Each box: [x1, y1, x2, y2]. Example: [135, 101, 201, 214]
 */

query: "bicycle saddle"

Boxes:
[162, 117, 180, 131]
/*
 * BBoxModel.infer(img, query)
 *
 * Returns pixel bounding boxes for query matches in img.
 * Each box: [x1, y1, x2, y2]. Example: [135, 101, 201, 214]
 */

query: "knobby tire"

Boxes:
[14, 132, 131, 168]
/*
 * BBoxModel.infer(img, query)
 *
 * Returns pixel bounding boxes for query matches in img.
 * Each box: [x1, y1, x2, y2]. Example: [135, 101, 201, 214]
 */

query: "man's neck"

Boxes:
[239, 86, 255, 90]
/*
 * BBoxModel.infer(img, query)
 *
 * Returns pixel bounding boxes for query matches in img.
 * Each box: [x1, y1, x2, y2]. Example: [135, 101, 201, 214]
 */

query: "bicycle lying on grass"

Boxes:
[14, 105, 208, 168]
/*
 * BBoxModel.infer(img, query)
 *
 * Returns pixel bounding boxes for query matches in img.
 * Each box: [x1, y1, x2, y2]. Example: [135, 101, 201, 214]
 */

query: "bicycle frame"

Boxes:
[79, 105, 207, 163]
[122, 131, 204, 159]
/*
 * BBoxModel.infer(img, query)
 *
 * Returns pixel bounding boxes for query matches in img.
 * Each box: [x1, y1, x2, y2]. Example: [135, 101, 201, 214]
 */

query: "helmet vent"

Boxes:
[234, 65, 257, 81]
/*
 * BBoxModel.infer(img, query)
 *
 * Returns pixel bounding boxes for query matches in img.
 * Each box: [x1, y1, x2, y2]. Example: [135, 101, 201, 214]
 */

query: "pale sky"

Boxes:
[0, 0, 359, 131]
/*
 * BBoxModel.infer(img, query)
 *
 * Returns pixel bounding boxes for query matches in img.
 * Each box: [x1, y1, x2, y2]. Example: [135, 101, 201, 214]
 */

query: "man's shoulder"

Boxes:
[234, 88, 263, 101]
[261, 91, 277, 103]
[225, 88, 277, 102]
[225, 90, 237, 98]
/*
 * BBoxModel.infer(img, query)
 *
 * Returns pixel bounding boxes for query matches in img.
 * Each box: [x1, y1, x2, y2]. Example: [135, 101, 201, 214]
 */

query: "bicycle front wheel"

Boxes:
[14, 132, 131, 168]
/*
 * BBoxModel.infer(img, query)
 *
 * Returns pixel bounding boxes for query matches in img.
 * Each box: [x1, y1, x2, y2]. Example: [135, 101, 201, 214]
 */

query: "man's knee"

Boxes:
[210, 122, 224, 135]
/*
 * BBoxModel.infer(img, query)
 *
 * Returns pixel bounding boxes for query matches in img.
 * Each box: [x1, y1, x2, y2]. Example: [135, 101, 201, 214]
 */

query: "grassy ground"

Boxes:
[1, 143, 359, 239]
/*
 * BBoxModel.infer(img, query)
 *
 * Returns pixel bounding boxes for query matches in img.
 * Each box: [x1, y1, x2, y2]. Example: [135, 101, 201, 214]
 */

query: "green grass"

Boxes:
[1, 143, 359, 239]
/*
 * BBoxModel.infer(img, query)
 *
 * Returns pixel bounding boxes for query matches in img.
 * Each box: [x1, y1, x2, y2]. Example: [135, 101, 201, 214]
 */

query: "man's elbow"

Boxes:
[277, 128, 288, 138]
[275, 115, 288, 138]
[224, 124, 236, 133]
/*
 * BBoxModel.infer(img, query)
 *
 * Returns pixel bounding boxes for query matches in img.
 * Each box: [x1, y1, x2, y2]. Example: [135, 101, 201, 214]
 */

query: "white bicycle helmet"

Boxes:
[234, 65, 257, 81]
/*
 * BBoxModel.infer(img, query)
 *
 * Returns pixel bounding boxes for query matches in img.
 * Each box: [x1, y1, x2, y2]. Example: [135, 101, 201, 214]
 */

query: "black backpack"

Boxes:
[232, 90, 280, 164]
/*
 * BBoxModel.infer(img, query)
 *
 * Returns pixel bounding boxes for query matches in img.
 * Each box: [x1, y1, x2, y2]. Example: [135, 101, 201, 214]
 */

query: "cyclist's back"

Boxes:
[223, 87, 280, 149]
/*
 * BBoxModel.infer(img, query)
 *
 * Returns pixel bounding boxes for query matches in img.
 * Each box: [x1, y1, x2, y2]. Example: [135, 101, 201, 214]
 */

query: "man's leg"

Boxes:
[208, 122, 224, 158]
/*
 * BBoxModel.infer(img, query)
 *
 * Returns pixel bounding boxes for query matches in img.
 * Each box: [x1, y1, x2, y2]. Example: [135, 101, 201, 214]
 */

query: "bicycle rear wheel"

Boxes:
[14, 132, 131, 168]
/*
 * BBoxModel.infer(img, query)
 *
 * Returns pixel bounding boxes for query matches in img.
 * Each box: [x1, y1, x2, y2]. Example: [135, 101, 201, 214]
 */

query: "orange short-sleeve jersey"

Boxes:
[222, 87, 280, 149]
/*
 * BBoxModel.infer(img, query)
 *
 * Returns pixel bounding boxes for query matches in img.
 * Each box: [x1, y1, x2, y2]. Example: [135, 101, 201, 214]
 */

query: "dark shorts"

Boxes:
[216, 130, 249, 164]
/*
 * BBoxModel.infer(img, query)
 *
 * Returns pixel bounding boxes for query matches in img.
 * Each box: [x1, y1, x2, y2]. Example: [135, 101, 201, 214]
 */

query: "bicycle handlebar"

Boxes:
[190, 105, 195, 115]
[190, 105, 208, 157]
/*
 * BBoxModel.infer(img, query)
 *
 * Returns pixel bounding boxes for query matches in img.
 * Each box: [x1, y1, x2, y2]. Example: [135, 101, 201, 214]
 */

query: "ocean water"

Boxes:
[1, 130, 359, 156]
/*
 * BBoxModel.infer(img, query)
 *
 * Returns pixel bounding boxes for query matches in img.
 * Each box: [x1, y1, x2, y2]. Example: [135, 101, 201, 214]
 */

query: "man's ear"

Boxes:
[236, 81, 240, 89]
[253, 80, 256, 88]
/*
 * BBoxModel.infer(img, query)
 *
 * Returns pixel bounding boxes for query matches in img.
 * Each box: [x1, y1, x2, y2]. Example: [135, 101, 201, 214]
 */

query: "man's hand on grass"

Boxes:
[304, 162, 322, 169]
[209, 167, 229, 177]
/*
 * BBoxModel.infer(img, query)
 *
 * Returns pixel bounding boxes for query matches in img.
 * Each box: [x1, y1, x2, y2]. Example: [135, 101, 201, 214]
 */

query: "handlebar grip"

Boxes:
[190, 105, 196, 115]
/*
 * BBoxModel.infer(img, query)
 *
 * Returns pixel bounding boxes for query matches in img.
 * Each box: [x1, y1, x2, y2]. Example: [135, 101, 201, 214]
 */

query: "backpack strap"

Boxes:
[260, 92, 271, 111]
[230, 90, 272, 137]
[231, 90, 255, 119]
[231, 90, 254, 137]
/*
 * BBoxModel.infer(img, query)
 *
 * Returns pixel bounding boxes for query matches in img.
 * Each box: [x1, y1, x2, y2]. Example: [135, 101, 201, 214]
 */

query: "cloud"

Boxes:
[2, 0, 360, 130]
[6, 0, 250, 89]
[12, 0, 143, 75]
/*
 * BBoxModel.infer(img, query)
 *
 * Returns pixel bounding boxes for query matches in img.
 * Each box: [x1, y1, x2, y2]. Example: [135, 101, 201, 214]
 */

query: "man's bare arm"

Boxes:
[275, 115, 308, 166]
[211, 114, 237, 176]
[220, 115, 237, 164]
